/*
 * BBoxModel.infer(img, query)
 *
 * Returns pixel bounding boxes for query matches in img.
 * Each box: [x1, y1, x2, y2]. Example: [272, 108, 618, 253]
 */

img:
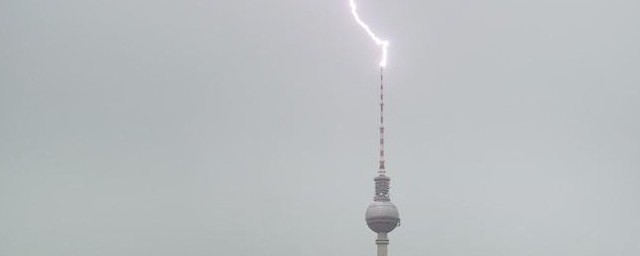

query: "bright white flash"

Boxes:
[349, 0, 389, 67]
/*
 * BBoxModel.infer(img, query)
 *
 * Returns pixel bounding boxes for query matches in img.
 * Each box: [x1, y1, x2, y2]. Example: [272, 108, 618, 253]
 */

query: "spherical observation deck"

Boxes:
[365, 200, 400, 233]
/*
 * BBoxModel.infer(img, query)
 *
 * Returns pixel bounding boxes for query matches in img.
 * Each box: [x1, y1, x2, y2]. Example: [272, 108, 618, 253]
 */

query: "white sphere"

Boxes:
[365, 201, 400, 233]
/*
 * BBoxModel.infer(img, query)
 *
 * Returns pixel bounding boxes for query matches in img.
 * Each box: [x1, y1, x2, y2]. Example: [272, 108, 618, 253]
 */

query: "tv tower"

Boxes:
[347, 1, 400, 255]
[365, 67, 400, 256]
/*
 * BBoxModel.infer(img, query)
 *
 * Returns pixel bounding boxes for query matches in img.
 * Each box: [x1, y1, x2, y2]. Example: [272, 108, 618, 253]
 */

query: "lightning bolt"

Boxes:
[349, 0, 389, 67]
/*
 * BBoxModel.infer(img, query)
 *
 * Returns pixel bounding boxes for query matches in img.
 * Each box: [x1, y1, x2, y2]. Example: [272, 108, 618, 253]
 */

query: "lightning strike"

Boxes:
[349, 0, 390, 67]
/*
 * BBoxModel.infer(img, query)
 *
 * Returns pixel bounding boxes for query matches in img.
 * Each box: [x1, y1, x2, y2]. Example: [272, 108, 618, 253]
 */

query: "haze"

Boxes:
[1, 0, 639, 255]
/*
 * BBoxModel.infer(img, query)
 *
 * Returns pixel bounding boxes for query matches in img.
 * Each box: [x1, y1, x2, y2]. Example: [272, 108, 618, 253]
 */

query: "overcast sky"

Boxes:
[2, 0, 640, 255]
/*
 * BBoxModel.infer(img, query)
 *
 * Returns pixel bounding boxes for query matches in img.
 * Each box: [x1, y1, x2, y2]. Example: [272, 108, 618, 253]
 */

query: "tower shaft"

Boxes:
[376, 233, 389, 256]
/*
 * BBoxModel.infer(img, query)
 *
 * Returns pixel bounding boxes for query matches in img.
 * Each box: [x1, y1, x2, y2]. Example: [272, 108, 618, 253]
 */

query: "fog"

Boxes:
[1, 0, 639, 255]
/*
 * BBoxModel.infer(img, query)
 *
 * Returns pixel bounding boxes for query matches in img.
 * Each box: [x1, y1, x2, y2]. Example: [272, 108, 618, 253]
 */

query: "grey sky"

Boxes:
[1, 0, 639, 255]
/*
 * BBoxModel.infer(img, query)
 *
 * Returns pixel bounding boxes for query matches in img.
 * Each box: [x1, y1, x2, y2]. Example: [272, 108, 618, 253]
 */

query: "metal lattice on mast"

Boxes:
[379, 67, 386, 175]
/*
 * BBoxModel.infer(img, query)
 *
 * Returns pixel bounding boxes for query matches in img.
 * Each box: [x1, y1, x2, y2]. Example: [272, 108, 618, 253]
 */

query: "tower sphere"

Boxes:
[365, 201, 400, 233]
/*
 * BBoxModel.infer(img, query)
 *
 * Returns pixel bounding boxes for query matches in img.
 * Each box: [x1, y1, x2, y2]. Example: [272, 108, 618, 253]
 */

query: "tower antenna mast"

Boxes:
[379, 67, 386, 175]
